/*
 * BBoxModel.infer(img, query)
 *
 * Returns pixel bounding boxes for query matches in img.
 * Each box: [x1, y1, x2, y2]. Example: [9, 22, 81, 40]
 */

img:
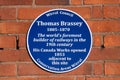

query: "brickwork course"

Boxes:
[0, 0, 120, 80]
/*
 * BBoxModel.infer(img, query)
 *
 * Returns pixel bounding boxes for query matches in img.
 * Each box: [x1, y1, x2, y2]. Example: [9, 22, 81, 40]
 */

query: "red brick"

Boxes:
[84, 0, 120, 4]
[64, 63, 92, 75]
[18, 63, 92, 75]
[88, 48, 120, 60]
[105, 62, 120, 75]
[76, 77, 85, 80]
[19, 35, 26, 48]
[0, 50, 18, 62]
[35, 0, 51, 5]
[18, 63, 51, 76]
[87, 77, 120, 80]
[66, 7, 91, 19]
[18, 7, 91, 20]
[17, 50, 31, 61]
[0, 22, 31, 34]
[0, 0, 33, 5]
[0, 78, 17, 80]
[0, 50, 31, 62]
[103, 6, 120, 18]
[92, 6, 103, 18]
[71, 0, 82, 5]
[0, 8, 16, 20]
[93, 35, 102, 47]
[93, 62, 103, 75]
[35, 0, 69, 5]
[18, 8, 51, 20]
[104, 35, 120, 47]
[87, 78, 99, 80]
[88, 20, 120, 32]
[102, 78, 120, 80]
[52, 0, 69, 5]
[0, 64, 16, 76]
[18, 77, 37, 80]
[38, 77, 74, 80]
[0, 36, 16, 48]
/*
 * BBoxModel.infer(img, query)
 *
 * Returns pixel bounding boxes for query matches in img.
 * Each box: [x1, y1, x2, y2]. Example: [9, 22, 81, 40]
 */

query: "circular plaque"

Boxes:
[27, 9, 92, 73]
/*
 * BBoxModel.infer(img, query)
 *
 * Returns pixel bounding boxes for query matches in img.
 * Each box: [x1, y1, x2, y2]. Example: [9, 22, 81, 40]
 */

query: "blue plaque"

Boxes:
[27, 9, 92, 73]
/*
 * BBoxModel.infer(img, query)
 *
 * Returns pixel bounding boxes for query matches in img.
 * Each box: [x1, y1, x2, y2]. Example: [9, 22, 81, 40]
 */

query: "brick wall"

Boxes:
[0, 0, 120, 80]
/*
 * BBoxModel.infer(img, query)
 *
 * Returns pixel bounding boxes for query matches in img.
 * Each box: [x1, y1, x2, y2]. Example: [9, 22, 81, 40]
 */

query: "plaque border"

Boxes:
[27, 9, 93, 73]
